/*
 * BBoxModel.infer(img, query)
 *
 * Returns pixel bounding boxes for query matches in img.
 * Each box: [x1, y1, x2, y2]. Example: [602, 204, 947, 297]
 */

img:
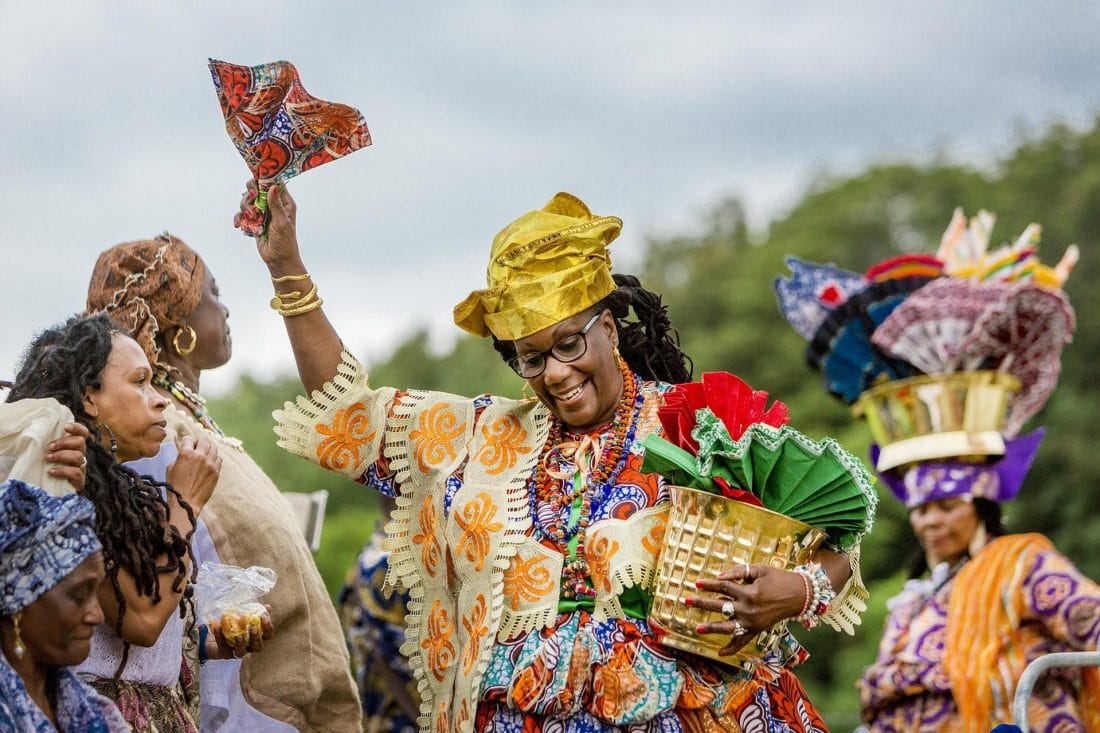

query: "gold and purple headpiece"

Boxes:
[872, 430, 1044, 508]
[775, 208, 1078, 503]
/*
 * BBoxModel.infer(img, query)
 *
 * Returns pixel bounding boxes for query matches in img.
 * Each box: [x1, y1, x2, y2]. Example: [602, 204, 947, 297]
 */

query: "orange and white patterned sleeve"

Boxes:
[272, 349, 399, 484]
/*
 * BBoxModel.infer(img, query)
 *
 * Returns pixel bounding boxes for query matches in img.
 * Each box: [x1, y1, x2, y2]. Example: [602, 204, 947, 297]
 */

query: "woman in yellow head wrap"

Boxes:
[246, 183, 864, 732]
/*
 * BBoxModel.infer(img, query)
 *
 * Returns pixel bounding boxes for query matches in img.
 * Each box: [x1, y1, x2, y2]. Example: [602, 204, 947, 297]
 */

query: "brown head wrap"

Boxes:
[86, 233, 206, 370]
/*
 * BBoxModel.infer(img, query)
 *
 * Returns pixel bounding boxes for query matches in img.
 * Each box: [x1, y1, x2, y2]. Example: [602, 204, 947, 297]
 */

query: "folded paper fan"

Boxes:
[692, 419, 877, 549]
[657, 381, 707, 453]
[698, 371, 789, 441]
[209, 59, 372, 236]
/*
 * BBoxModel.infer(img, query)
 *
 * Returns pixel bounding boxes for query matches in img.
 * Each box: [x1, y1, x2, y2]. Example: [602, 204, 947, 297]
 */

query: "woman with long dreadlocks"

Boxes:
[5, 313, 221, 732]
[243, 184, 868, 732]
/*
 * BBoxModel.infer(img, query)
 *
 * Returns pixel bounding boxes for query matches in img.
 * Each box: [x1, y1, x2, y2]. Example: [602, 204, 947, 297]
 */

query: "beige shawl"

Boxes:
[167, 404, 361, 732]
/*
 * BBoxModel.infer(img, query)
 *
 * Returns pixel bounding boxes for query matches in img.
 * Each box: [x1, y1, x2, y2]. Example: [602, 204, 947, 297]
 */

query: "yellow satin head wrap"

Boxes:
[453, 192, 623, 341]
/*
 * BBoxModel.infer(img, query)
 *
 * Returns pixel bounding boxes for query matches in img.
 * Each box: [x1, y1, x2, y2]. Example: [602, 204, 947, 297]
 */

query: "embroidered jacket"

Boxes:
[275, 351, 866, 732]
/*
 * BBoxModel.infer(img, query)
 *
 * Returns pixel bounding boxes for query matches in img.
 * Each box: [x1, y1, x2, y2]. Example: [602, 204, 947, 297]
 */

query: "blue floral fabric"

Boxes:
[0, 652, 127, 732]
[0, 480, 100, 615]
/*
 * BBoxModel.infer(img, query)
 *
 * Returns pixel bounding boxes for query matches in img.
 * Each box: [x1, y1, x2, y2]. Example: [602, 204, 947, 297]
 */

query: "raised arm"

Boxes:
[248, 182, 345, 394]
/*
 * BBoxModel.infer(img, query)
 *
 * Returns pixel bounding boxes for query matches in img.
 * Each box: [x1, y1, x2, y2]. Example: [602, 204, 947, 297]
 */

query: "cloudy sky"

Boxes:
[3, 2, 1097, 395]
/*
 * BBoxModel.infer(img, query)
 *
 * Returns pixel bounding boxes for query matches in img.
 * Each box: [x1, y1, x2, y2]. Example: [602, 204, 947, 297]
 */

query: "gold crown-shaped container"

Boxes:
[648, 485, 826, 668]
[853, 370, 1021, 472]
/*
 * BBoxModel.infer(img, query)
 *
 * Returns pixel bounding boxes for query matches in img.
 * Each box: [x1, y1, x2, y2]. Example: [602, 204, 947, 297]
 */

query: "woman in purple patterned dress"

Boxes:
[857, 438, 1100, 731]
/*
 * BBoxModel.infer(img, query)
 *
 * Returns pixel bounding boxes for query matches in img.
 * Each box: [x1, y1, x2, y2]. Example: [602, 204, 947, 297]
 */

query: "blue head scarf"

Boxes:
[0, 479, 101, 615]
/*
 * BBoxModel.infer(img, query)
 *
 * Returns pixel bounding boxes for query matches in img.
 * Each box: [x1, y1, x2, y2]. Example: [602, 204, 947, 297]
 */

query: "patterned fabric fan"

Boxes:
[955, 284, 1075, 436]
[642, 373, 876, 549]
[806, 277, 932, 404]
[773, 257, 866, 341]
[209, 59, 372, 236]
[872, 278, 1014, 374]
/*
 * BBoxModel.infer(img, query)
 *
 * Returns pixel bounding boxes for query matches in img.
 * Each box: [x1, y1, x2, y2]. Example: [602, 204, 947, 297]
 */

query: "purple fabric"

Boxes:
[873, 429, 1045, 508]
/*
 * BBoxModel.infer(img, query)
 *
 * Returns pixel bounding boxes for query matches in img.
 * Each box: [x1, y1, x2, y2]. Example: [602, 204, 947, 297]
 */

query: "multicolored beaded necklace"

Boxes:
[153, 371, 244, 451]
[527, 356, 642, 600]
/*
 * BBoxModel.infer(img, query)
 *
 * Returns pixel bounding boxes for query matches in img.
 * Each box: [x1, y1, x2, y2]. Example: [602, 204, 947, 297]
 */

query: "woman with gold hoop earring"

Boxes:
[172, 325, 197, 357]
[87, 234, 358, 733]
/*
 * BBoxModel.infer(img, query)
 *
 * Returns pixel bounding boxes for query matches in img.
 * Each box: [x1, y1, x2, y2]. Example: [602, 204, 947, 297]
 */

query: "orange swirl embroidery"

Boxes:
[475, 413, 531, 475]
[502, 551, 555, 610]
[642, 517, 668, 557]
[454, 492, 503, 571]
[421, 599, 456, 683]
[461, 594, 489, 674]
[587, 535, 620, 592]
[412, 495, 442, 577]
[456, 699, 470, 730]
[409, 403, 466, 474]
[314, 402, 376, 471]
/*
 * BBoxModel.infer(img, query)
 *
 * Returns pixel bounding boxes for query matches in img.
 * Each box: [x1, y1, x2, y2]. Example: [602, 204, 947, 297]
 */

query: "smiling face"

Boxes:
[83, 334, 169, 462]
[515, 308, 623, 433]
[909, 496, 981, 566]
[17, 552, 105, 668]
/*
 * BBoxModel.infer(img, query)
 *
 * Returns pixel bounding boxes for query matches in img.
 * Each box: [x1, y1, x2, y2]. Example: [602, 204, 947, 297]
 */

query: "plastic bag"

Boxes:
[197, 562, 277, 646]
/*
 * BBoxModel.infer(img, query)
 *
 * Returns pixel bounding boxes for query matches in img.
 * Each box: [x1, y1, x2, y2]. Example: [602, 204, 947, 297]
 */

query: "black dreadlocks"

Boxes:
[7, 313, 195, 676]
[493, 273, 693, 385]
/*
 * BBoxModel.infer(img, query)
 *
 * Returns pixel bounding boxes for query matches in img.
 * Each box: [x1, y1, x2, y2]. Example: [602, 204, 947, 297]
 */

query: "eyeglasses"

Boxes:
[508, 314, 601, 378]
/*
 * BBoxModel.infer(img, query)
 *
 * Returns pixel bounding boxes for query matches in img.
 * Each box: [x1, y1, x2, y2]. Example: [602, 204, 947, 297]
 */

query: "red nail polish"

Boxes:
[694, 580, 703, 589]
[695, 625, 707, 634]
[684, 597, 694, 607]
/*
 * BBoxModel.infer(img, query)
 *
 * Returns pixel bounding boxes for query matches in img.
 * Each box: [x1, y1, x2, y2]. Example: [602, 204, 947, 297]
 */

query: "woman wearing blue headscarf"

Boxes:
[0, 478, 129, 732]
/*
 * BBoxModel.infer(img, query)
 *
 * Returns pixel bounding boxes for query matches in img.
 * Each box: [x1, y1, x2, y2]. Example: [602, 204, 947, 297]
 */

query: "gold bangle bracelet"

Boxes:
[271, 272, 311, 283]
[270, 283, 318, 310]
[276, 297, 324, 317]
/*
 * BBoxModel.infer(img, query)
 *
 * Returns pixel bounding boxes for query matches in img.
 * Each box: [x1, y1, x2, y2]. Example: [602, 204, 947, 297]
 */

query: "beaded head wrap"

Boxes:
[454, 192, 623, 341]
[0, 479, 101, 614]
[86, 233, 206, 371]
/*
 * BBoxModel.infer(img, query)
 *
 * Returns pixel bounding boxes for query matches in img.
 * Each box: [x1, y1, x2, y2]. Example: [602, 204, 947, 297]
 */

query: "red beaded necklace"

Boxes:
[528, 355, 641, 600]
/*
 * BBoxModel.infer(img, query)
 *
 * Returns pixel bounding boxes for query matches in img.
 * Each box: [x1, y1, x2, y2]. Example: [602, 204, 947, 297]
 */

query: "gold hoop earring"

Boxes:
[173, 325, 197, 356]
[521, 382, 533, 400]
[11, 612, 25, 659]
